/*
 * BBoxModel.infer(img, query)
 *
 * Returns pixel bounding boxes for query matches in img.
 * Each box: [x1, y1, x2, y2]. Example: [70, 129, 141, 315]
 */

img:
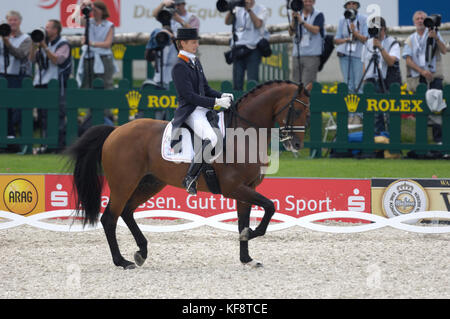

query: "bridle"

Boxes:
[272, 84, 310, 142]
[228, 83, 310, 143]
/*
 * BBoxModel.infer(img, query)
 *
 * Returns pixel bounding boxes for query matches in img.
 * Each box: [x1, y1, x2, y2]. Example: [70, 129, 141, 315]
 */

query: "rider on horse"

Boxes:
[171, 28, 234, 195]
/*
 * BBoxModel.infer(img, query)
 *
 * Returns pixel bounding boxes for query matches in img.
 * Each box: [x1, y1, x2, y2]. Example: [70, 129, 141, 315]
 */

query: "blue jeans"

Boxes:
[232, 48, 261, 91]
[339, 55, 364, 94]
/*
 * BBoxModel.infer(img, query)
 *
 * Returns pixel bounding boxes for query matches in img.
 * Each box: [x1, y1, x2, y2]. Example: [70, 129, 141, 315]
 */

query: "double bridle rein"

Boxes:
[229, 83, 310, 143]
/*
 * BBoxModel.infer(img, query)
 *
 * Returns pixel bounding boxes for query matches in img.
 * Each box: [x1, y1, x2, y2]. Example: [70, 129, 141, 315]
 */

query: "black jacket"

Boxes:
[171, 55, 221, 130]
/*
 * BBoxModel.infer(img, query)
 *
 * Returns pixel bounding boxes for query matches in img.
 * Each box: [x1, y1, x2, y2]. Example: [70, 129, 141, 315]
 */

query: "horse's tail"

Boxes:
[65, 125, 116, 227]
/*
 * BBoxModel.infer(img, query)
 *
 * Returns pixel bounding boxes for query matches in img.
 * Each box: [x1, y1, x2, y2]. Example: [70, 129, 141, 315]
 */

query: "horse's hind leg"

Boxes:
[120, 174, 166, 267]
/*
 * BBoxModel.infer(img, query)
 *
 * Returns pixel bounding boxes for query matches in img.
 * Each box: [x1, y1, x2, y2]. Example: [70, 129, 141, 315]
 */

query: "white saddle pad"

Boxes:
[161, 112, 226, 163]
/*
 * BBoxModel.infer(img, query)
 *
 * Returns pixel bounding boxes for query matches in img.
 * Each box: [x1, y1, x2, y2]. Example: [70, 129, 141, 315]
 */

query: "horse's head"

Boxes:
[273, 82, 311, 153]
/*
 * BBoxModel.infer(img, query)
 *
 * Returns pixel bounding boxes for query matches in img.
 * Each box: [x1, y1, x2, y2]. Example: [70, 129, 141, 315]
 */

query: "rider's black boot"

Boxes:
[182, 139, 211, 195]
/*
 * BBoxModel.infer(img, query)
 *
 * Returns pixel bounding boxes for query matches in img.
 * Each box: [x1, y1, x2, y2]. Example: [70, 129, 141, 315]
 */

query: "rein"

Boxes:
[228, 84, 309, 142]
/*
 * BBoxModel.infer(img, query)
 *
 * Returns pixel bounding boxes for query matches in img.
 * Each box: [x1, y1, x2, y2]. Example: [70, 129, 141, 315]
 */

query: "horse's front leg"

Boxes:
[230, 185, 275, 267]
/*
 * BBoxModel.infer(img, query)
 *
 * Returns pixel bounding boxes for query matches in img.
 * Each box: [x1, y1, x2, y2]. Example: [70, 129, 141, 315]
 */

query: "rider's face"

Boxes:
[181, 39, 199, 54]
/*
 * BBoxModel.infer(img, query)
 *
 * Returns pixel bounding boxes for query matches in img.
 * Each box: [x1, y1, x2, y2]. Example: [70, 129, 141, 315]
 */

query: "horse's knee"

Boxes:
[265, 202, 275, 216]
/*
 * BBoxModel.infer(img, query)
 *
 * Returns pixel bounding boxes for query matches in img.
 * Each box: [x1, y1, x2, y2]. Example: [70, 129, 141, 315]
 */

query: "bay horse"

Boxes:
[66, 80, 311, 269]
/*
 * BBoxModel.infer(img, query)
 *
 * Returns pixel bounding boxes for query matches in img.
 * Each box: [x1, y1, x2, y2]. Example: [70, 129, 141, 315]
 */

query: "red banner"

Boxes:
[44, 176, 371, 221]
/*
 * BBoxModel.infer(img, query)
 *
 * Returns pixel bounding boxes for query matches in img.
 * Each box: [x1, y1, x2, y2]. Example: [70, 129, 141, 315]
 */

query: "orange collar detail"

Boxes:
[178, 53, 190, 63]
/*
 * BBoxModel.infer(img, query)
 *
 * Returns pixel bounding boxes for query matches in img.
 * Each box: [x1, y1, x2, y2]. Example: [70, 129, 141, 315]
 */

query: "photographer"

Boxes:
[224, 0, 269, 90]
[145, 25, 177, 89]
[0, 10, 32, 146]
[288, 0, 324, 86]
[361, 17, 401, 134]
[144, 24, 178, 120]
[403, 11, 446, 90]
[29, 19, 72, 152]
[75, 0, 117, 89]
[152, 0, 200, 36]
[403, 11, 447, 144]
[335, 1, 367, 93]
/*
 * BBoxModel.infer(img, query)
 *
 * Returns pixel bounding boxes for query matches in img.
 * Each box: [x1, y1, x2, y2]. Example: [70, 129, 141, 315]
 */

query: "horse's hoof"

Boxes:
[242, 260, 263, 268]
[134, 251, 146, 267]
[117, 260, 136, 270]
[239, 227, 251, 241]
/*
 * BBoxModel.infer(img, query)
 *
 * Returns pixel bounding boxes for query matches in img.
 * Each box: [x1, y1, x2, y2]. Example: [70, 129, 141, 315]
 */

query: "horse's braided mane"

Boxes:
[235, 80, 299, 109]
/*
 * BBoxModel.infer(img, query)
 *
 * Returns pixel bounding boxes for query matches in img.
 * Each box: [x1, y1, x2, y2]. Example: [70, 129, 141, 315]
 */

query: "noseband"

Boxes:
[273, 85, 310, 142]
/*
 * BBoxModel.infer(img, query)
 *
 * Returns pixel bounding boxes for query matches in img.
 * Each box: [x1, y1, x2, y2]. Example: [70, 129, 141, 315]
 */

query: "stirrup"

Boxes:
[183, 176, 198, 195]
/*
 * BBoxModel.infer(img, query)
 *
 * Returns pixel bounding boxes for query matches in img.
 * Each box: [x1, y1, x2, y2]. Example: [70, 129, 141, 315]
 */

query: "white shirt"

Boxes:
[232, 5, 269, 49]
[361, 37, 400, 80]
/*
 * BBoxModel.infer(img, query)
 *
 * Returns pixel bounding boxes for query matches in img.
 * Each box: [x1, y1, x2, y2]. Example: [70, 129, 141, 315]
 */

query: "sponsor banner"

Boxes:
[4, 0, 400, 35]
[0, 175, 371, 222]
[371, 178, 450, 218]
[0, 175, 45, 216]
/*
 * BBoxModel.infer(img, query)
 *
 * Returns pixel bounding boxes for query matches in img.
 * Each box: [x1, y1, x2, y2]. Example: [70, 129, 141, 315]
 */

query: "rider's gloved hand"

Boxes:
[215, 96, 232, 109]
[221, 93, 234, 101]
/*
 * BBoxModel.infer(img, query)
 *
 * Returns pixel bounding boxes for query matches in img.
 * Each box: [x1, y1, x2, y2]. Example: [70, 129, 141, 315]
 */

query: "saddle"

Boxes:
[161, 110, 227, 194]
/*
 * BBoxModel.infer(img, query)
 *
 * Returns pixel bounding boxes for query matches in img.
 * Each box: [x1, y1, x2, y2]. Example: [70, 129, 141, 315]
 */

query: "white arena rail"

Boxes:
[1, 210, 450, 234]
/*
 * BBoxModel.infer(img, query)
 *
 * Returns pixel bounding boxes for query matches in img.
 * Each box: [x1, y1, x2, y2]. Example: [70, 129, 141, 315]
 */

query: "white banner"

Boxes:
[1, 0, 399, 35]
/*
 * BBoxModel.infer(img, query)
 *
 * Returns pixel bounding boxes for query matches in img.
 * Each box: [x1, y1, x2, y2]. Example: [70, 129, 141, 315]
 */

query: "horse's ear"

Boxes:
[305, 82, 313, 93]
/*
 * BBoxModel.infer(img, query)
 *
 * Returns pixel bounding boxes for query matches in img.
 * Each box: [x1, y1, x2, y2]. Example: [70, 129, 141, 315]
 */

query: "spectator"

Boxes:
[145, 26, 177, 90]
[152, 0, 200, 36]
[225, 0, 269, 90]
[361, 17, 401, 134]
[29, 19, 72, 152]
[0, 10, 32, 146]
[76, 0, 117, 89]
[403, 11, 447, 143]
[143, 25, 178, 120]
[335, 1, 367, 124]
[288, 0, 324, 87]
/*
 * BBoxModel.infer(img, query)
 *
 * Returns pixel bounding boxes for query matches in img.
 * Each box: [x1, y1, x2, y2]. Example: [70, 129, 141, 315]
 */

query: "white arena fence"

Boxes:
[1, 210, 449, 234]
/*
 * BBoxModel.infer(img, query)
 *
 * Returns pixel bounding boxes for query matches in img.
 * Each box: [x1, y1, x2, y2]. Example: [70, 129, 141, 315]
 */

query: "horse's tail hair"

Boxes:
[65, 125, 116, 227]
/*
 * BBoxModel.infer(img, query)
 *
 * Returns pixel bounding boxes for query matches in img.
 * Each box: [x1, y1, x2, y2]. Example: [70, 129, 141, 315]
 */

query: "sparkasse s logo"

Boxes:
[38, 0, 121, 28]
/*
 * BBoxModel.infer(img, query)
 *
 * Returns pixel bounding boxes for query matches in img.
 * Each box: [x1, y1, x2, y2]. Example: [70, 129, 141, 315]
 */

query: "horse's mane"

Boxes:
[235, 80, 300, 109]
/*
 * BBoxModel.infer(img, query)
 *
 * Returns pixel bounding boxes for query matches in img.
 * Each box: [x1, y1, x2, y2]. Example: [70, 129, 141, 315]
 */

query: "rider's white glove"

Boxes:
[215, 96, 232, 109]
[221, 93, 234, 101]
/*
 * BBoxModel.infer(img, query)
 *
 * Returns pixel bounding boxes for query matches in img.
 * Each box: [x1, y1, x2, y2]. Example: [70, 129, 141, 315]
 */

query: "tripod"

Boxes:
[356, 47, 386, 94]
[287, 5, 303, 84]
[84, 11, 93, 89]
[356, 46, 388, 134]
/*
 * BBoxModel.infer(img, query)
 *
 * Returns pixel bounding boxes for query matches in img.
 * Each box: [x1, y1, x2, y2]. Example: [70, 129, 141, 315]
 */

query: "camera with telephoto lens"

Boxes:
[0, 23, 11, 37]
[31, 28, 46, 43]
[424, 14, 441, 30]
[288, 0, 304, 12]
[344, 8, 357, 21]
[157, 4, 176, 26]
[155, 30, 171, 48]
[216, 0, 246, 13]
[368, 26, 380, 38]
[82, 4, 93, 16]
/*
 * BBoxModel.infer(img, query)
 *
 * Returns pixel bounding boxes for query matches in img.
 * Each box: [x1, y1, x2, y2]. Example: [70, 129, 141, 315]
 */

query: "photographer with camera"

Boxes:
[28, 19, 72, 153]
[403, 11, 446, 91]
[335, 2, 367, 91]
[403, 11, 447, 145]
[335, 1, 368, 124]
[360, 17, 401, 134]
[75, 0, 117, 89]
[288, 0, 324, 87]
[152, 0, 200, 36]
[0, 11, 32, 148]
[224, 0, 269, 90]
